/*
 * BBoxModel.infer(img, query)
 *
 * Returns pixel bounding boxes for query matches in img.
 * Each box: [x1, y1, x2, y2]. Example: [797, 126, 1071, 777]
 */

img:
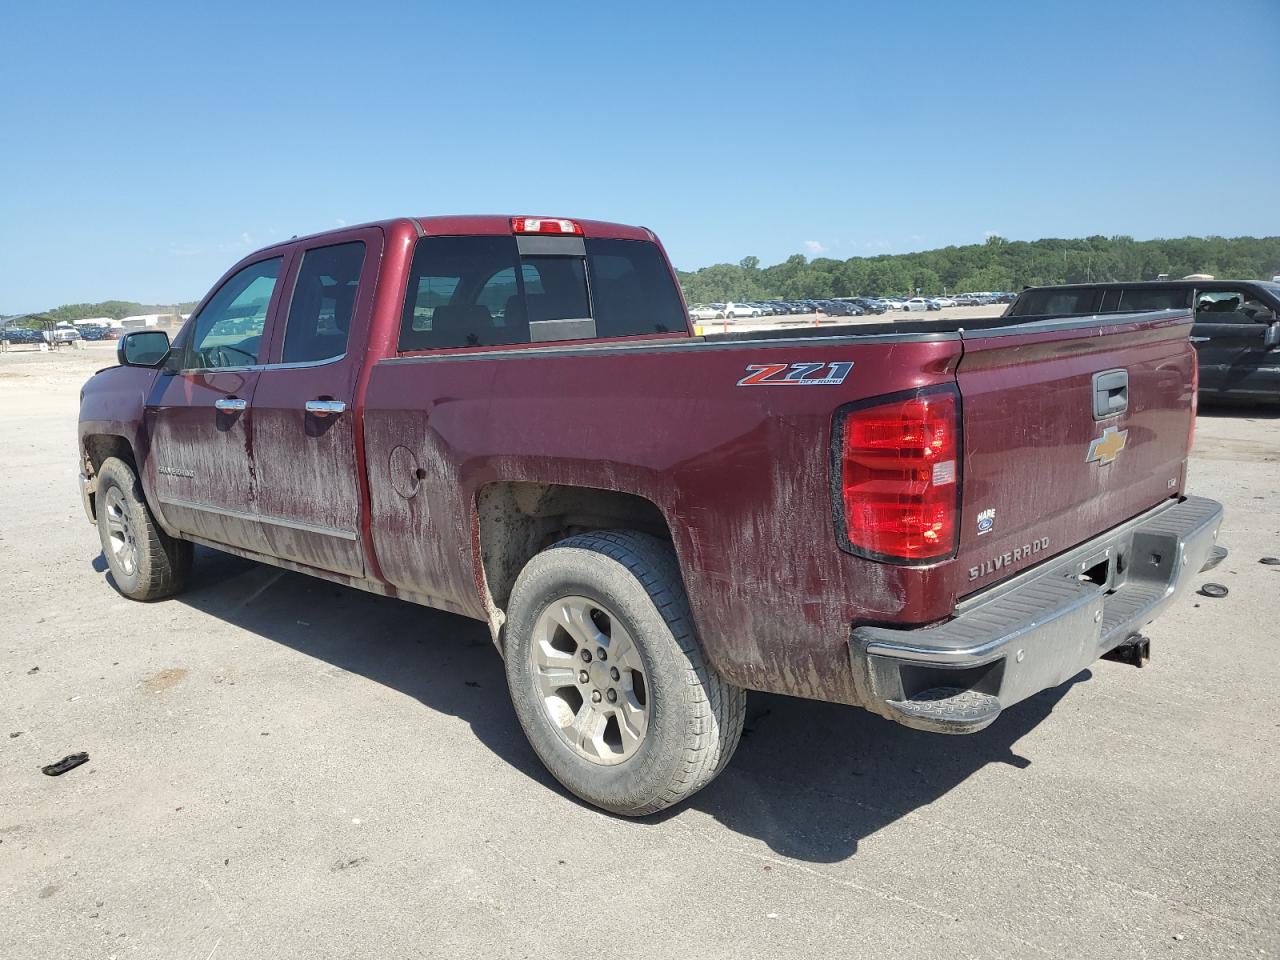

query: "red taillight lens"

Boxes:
[836, 388, 960, 562]
[510, 216, 584, 235]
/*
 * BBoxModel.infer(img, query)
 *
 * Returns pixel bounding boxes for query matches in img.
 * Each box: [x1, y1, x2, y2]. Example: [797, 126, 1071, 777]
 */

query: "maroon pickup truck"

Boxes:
[78, 215, 1224, 815]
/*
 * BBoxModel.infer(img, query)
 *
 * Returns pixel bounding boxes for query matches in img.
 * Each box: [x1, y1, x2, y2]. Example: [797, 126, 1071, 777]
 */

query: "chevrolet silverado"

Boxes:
[78, 215, 1224, 815]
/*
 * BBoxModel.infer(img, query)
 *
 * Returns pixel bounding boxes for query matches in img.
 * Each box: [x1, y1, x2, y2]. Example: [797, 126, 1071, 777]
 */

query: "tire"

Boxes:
[95, 457, 192, 601]
[504, 531, 746, 816]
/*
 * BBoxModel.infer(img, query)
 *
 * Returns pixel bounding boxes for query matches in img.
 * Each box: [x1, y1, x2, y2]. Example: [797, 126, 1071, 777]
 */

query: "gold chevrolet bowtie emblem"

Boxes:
[1087, 426, 1128, 465]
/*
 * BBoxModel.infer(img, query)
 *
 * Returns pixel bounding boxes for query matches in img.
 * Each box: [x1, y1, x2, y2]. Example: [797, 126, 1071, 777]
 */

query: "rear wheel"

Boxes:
[95, 457, 192, 601]
[504, 531, 745, 816]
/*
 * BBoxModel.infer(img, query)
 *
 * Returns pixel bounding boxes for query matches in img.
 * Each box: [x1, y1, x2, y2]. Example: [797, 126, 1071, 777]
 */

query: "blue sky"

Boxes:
[2, 0, 1278, 312]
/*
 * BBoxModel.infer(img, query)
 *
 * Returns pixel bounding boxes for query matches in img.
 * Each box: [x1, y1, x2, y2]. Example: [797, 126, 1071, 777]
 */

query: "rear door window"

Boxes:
[281, 241, 366, 363]
[398, 235, 685, 351]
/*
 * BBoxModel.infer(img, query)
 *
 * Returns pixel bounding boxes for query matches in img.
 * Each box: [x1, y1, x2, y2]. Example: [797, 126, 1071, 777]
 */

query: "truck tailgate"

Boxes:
[953, 311, 1196, 595]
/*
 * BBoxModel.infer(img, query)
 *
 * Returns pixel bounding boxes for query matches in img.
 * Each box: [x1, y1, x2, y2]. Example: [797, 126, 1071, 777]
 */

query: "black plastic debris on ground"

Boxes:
[1261, 557, 1280, 566]
[1199, 583, 1229, 599]
[41, 753, 89, 777]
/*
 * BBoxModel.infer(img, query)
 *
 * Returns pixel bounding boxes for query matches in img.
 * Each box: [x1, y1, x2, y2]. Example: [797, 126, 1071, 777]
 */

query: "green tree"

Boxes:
[675, 235, 1280, 304]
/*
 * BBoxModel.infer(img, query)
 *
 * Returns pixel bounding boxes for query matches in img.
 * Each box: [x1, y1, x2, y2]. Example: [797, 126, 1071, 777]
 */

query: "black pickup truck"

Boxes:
[1004, 280, 1280, 403]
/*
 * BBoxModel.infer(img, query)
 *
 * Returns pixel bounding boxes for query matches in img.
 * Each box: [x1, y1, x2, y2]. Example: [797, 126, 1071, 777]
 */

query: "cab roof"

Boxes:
[416, 215, 653, 241]
[249, 215, 655, 259]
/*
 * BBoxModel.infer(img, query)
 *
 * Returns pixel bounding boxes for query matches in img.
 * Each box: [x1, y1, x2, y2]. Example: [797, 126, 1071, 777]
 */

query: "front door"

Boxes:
[146, 255, 288, 554]
[1192, 288, 1280, 397]
[249, 234, 378, 577]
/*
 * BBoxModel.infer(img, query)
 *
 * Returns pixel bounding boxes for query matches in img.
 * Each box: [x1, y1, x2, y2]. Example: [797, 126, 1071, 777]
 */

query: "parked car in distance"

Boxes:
[903, 297, 936, 312]
[851, 297, 887, 314]
[723, 302, 763, 319]
[689, 303, 727, 321]
[1005, 280, 1280, 402]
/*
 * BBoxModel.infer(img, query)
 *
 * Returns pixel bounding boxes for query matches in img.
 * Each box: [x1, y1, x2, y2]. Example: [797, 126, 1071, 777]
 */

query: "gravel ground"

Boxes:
[2, 343, 1277, 960]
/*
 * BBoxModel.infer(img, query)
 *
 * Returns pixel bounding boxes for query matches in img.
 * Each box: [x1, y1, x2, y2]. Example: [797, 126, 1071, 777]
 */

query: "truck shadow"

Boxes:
[679, 678, 1082, 862]
[144, 546, 1086, 865]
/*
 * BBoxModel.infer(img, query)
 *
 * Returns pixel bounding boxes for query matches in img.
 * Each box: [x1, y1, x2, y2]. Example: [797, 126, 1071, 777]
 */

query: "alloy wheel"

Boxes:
[529, 596, 650, 765]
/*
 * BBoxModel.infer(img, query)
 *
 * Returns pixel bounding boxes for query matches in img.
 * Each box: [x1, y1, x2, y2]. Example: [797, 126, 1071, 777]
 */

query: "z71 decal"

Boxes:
[736, 361, 854, 386]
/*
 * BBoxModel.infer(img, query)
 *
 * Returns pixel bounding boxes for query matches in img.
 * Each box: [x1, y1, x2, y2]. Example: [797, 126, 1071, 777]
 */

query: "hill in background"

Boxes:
[677, 234, 1280, 303]
[11, 235, 1280, 320]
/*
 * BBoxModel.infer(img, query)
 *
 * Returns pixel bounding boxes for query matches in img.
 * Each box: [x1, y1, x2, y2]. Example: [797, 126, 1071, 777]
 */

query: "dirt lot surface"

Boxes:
[2, 343, 1278, 960]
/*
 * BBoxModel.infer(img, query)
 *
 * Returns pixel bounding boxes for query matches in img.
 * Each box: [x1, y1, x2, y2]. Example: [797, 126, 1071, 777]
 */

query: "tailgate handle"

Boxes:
[1092, 369, 1128, 419]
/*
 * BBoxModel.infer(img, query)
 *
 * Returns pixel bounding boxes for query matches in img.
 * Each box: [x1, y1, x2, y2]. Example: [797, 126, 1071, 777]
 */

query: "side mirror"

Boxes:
[117, 330, 171, 367]
[1265, 321, 1280, 350]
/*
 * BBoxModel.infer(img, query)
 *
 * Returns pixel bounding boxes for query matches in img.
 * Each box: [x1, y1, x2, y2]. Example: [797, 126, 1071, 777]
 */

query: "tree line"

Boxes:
[11, 235, 1280, 321]
[675, 235, 1280, 303]
[29, 299, 200, 323]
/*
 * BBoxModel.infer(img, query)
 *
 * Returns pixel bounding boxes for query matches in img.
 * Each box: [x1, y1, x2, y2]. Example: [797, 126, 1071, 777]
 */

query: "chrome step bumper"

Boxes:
[849, 496, 1224, 734]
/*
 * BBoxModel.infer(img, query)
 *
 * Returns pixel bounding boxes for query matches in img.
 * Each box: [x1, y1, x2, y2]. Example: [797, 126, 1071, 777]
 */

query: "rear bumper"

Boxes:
[850, 495, 1224, 734]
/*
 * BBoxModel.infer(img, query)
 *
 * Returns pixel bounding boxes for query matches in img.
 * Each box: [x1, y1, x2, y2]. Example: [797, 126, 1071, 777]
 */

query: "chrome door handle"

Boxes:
[305, 400, 347, 416]
[214, 397, 247, 412]
[1189, 336, 1211, 343]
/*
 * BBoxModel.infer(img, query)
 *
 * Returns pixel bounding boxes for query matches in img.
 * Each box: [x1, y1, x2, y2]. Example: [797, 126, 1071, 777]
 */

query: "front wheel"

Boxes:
[95, 457, 192, 601]
[504, 531, 745, 816]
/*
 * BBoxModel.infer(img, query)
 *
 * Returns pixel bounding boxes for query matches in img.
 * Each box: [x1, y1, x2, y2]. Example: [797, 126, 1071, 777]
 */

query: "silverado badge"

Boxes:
[1086, 426, 1128, 465]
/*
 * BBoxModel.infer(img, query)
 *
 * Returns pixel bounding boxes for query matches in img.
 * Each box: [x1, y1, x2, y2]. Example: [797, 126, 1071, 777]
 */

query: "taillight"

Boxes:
[834, 386, 961, 563]
[511, 216, 583, 235]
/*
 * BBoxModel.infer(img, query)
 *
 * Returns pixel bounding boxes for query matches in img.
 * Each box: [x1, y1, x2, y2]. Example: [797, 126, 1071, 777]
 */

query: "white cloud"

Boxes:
[335, 218, 347, 227]
[803, 240, 826, 254]
[240, 232, 252, 246]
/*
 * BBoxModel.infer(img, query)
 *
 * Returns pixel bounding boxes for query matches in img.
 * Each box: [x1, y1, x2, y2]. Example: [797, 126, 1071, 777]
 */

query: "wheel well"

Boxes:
[83, 434, 136, 476]
[477, 482, 673, 616]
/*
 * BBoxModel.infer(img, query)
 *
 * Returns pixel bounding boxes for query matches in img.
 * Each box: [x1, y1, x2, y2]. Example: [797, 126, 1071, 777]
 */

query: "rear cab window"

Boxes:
[398, 233, 686, 352]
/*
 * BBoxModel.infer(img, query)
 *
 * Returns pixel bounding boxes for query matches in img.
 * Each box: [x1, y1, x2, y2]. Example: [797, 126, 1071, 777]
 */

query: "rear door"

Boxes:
[146, 255, 288, 554]
[953, 312, 1195, 594]
[1191, 287, 1280, 397]
[248, 230, 381, 577]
